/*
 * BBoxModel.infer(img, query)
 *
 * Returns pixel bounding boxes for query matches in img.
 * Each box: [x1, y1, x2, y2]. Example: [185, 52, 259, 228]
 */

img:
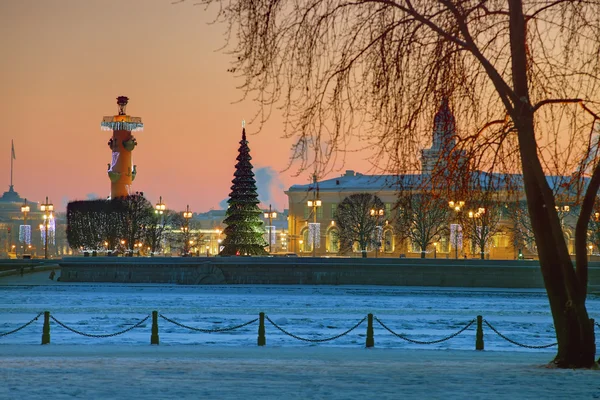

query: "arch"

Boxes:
[300, 227, 312, 253]
[383, 228, 394, 253]
[326, 227, 340, 253]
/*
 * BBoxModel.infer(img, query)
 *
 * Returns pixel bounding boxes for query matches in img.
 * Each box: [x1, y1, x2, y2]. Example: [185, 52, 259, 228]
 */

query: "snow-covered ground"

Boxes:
[1, 272, 600, 399]
[2, 345, 599, 400]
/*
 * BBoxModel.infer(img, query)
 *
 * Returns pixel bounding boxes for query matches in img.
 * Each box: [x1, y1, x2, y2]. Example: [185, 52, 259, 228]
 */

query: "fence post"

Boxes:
[476, 315, 484, 350]
[258, 312, 266, 346]
[366, 313, 374, 348]
[41, 311, 50, 345]
[151, 311, 159, 345]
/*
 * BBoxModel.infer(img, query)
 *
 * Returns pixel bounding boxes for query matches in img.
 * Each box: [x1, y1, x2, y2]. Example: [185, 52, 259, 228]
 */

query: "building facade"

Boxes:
[284, 100, 582, 260]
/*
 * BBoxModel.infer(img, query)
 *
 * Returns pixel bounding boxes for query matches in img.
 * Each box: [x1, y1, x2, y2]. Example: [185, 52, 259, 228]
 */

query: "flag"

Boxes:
[11, 140, 15, 160]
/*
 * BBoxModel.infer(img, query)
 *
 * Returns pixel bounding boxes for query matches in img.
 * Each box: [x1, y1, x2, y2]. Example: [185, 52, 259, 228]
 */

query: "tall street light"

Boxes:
[448, 200, 464, 259]
[370, 208, 384, 258]
[40, 197, 53, 260]
[155, 196, 166, 255]
[264, 204, 277, 253]
[155, 196, 166, 216]
[307, 198, 322, 257]
[20, 198, 29, 258]
[468, 207, 486, 259]
[183, 204, 193, 256]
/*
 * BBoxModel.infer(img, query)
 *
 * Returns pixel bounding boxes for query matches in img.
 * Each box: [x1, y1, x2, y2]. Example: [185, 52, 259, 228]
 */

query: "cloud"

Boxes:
[255, 166, 285, 210]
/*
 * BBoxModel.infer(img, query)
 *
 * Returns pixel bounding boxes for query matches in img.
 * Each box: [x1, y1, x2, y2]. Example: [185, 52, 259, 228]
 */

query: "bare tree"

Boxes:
[187, 0, 600, 367]
[145, 209, 174, 255]
[589, 204, 600, 255]
[507, 200, 536, 258]
[459, 195, 502, 260]
[334, 193, 385, 258]
[395, 192, 448, 258]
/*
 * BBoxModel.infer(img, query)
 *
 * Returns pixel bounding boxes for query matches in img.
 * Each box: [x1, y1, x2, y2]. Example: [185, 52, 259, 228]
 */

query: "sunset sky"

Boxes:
[1, 0, 372, 214]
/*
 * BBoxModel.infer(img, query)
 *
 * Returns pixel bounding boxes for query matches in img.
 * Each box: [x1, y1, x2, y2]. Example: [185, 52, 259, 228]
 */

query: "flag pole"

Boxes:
[10, 140, 13, 189]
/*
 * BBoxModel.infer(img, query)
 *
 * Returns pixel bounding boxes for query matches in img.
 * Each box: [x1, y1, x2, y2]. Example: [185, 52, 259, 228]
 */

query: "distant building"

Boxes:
[285, 100, 581, 259]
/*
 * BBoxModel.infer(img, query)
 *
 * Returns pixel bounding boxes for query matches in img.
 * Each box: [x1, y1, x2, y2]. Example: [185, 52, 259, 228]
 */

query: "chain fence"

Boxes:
[483, 319, 557, 349]
[159, 314, 258, 333]
[265, 315, 367, 343]
[50, 315, 150, 338]
[0, 312, 44, 337]
[374, 316, 476, 344]
[1, 311, 593, 350]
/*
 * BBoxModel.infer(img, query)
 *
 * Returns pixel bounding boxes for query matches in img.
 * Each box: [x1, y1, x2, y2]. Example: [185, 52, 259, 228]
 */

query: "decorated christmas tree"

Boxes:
[220, 124, 268, 256]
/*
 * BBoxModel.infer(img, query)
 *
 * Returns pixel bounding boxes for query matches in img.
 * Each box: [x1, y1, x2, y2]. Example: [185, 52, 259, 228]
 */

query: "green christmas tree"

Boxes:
[220, 125, 268, 256]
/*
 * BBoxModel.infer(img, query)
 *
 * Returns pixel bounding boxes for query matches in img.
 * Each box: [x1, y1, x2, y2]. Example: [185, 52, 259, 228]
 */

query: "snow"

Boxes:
[1, 346, 598, 399]
[1, 271, 600, 398]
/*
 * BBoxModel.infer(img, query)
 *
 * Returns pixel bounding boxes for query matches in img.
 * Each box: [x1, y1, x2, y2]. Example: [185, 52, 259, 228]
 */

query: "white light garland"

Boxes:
[450, 224, 463, 249]
[308, 223, 321, 248]
[264, 226, 276, 246]
[40, 218, 56, 246]
[19, 225, 31, 245]
[101, 121, 144, 132]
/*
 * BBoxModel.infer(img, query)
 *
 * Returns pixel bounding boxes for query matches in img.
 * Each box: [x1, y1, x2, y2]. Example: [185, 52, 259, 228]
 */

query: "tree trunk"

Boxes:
[420, 251, 426, 259]
[361, 250, 367, 258]
[507, 0, 595, 367]
[480, 251, 484, 260]
[517, 115, 595, 367]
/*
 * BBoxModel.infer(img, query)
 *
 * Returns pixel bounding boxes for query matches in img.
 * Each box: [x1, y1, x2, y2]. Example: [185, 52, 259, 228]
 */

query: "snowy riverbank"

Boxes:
[1, 345, 598, 399]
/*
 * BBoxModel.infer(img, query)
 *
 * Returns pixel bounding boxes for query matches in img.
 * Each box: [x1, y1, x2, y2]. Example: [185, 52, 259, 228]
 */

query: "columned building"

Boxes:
[285, 100, 580, 259]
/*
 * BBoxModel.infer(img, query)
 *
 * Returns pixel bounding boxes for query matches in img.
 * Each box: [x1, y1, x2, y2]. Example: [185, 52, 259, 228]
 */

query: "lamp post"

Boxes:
[448, 200, 464, 259]
[183, 204, 193, 256]
[264, 204, 278, 253]
[20, 199, 30, 258]
[468, 207, 486, 259]
[154, 196, 166, 255]
[370, 208, 384, 258]
[155, 196, 166, 217]
[307, 199, 322, 257]
[40, 197, 53, 259]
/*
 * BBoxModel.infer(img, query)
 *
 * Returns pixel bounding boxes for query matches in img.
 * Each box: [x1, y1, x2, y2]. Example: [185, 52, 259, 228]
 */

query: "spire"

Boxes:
[242, 120, 246, 142]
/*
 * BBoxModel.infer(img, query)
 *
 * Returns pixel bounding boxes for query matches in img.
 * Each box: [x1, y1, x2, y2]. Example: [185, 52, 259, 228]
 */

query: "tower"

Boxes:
[101, 96, 143, 198]
[420, 98, 461, 175]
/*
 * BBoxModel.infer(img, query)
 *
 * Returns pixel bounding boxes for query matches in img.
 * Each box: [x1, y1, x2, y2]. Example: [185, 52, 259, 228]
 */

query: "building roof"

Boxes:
[286, 170, 587, 196]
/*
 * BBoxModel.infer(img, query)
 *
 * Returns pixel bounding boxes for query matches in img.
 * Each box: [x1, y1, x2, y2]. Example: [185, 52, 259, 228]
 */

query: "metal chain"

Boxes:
[0, 312, 44, 337]
[159, 314, 259, 333]
[50, 315, 150, 338]
[374, 316, 475, 345]
[483, 320, 557, 349]
[265, 315, 366, 343]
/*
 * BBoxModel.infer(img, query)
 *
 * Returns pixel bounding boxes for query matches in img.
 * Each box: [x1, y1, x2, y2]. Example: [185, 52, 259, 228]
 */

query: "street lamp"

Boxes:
[20, 198, 30, 258]
[307, 198, 322, 257]
[370, 208, 384, 258]
[264, 204, 278, 253]
[40, 197, 53, 259]
[155, 196, 166, 215]
[468, 207, 486, 259]
[183, 204, 193, 256]
[448, 200, 464, 259]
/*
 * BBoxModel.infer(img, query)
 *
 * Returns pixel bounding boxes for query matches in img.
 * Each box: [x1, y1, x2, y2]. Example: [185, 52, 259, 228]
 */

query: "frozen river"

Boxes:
[3, 273, 599, 352]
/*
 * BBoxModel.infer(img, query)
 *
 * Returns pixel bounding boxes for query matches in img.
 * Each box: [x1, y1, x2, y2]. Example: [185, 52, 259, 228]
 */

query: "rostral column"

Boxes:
[101, 96, 143, 198]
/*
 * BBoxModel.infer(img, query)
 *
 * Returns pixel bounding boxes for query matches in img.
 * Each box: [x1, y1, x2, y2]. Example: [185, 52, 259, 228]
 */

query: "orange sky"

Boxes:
[0, 0, 372, 213]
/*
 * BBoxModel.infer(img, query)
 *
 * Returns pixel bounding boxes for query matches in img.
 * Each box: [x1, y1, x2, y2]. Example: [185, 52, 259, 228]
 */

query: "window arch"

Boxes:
[327, 227, 340, 253]
[300, 228, 312, 253]
[383, 229, 394, 252]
